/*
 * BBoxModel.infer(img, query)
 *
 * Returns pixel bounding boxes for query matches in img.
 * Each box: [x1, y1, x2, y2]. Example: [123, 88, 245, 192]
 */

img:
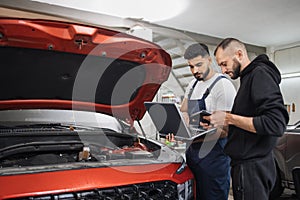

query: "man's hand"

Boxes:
[166, 133, 175, 142]
[182, 112, 190, 125]
[202, 111, 230, 139]
[165, 133, 176, 147]
[205, 111, 256, 133]
[203, 110, 228, 127]
[200, 121, 213, 130]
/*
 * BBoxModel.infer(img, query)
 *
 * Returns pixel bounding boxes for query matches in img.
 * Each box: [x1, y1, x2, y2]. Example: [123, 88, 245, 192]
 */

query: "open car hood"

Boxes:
[0, 18, 172, 123]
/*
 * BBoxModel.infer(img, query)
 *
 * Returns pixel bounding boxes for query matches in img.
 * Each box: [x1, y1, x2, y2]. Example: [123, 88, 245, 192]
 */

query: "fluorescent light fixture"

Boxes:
[32, 0, 189, 22]
[281, 72, 300, 79]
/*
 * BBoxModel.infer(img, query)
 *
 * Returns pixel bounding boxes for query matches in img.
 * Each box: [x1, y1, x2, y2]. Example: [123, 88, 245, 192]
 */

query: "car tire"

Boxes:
[292, 167, 300, 199]
[269, 165, 284, 200]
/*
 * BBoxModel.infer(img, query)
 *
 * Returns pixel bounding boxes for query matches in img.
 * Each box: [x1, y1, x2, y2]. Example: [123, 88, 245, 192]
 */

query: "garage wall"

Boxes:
[273, 44, 300, 124]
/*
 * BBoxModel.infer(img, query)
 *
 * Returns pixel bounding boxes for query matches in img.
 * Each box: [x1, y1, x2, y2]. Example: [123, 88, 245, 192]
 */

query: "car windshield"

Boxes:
[0, 109, 123, 132]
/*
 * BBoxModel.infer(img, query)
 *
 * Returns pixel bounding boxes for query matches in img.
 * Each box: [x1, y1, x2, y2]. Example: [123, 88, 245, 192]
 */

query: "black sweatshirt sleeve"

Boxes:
[251, 67, 289, 136]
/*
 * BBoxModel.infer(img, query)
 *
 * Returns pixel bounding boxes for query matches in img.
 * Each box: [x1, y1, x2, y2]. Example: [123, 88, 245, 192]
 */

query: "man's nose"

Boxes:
[192, 66, 201, 72]
[221, 67, 227, 74]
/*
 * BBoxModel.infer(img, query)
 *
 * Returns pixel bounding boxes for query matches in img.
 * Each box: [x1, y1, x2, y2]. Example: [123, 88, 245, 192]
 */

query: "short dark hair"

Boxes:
[184, 43, 210, 60]
[214, 38, 243, 56]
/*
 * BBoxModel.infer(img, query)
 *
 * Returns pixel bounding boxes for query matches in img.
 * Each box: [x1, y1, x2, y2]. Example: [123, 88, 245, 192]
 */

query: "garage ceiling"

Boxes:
[158, 0, 300, 48]
[4, 0, 299, 48]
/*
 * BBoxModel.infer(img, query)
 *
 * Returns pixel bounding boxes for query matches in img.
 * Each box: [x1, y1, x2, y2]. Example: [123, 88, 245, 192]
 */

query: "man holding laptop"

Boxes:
[179, 43, 236, 200]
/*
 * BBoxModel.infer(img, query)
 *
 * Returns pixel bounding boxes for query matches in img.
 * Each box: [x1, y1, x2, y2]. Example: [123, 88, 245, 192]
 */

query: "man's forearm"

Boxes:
[227, 113, 257, 133]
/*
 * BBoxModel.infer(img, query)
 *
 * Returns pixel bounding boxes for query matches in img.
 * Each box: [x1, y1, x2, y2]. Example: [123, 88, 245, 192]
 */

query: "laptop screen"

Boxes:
[144, 102, 191, 139]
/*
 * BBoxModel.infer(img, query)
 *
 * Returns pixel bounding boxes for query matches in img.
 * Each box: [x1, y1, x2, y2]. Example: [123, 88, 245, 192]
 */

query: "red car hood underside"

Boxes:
[0, 18, 172, 123]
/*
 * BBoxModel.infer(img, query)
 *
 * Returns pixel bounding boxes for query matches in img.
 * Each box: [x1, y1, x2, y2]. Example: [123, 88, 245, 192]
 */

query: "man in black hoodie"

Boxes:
[207, 38, 289, 200]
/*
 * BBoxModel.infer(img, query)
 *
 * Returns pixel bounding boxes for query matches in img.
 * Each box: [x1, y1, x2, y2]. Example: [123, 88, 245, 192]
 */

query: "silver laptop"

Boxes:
[144, 102, 217, 141]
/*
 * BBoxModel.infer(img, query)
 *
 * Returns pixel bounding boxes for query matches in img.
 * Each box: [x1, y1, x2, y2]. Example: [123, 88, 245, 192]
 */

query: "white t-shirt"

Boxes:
[184, 73, 236, 112]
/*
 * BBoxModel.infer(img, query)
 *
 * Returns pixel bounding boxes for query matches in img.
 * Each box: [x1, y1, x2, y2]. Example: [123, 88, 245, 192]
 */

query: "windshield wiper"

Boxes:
[0, 141, 83, 160]
[0, 123, 120, 134]
[15, 123, 72, 129]
[0, 123, 70, 131]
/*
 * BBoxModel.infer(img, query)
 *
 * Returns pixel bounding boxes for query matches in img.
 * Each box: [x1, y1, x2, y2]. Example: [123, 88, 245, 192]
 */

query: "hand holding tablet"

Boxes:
[190, 110, 211, 125]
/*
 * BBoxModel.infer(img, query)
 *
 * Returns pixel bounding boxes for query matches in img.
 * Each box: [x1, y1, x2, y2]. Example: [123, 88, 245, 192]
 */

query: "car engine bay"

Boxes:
[0, 123, 161, 168]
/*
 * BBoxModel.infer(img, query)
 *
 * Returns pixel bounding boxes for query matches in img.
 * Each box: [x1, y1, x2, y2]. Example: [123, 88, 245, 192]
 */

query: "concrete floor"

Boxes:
[274, 189, 299, 200]
[228, 188, 298, 200]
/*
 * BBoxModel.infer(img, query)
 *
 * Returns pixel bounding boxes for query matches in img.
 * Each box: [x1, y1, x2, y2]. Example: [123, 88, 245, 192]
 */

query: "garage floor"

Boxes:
[228, 188, 298, 200]
[275, 189, 299, 200]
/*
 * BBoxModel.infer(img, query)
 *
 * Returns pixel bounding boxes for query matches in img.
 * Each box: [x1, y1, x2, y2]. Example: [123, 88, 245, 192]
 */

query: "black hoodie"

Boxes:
[225, 54, 289, 162]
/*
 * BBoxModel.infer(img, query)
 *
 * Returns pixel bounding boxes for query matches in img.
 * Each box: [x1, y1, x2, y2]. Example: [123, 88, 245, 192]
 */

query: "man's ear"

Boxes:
[208, 57, 212, 64]
[236, 49, 243, 61]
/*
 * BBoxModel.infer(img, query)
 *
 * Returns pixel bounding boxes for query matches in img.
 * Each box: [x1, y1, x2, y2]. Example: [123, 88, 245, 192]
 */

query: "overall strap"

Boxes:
[201, 75, 227, 100]
[187, 80, 198, 100]
[187, 75, 227, 100]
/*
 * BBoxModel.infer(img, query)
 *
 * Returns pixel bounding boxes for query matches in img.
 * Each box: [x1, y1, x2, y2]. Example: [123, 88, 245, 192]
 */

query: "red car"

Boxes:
[0, 18, 194, 199]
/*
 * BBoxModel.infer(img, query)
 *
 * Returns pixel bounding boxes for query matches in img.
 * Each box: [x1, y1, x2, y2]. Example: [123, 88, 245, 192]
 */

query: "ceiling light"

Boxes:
[32, 0, 189, 22]
[281, 72, 300, 79]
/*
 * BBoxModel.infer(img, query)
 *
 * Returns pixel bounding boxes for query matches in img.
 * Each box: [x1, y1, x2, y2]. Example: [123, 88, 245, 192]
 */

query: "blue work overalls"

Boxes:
[185, 76, 230, 200]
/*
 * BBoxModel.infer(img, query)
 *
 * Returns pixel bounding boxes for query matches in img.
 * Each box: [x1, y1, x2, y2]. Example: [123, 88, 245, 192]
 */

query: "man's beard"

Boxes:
[230, 58, 241, 80]
[194, 67, 210, 81]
